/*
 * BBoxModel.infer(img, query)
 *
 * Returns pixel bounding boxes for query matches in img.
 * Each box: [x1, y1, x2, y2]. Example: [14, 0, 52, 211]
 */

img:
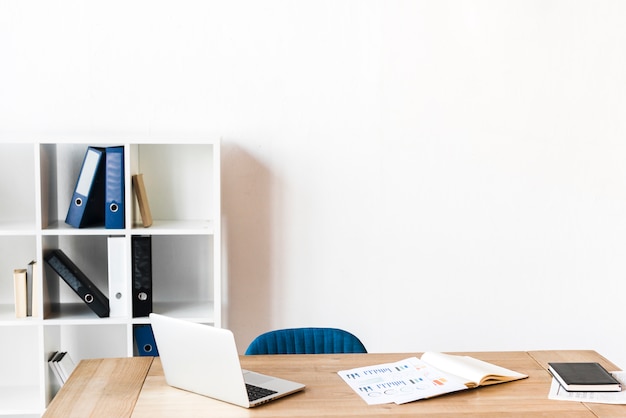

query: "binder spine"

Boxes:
[132, 236, 152, 317]
[44, 250, 110, 318]
[108, 236, 129, 317]
[134, 325, 159, 356]
[65, 147, 106, 228]
[105, 146, 125, 229]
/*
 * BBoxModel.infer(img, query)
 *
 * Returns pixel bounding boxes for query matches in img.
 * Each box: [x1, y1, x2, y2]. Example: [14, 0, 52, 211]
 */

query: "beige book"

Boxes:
[28, 260, 49, 318]
[13, 269, 27, 318]
[132, 174, 153, 227]
[419, 352, 528, 388]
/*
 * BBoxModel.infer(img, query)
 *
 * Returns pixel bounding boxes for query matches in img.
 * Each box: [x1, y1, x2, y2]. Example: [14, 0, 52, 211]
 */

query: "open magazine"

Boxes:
[338, 352, 528, 405]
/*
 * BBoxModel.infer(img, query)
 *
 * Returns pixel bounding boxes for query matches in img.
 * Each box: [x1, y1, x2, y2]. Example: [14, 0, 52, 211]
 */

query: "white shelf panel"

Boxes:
[40, 301, 215, 325]
[0, 305, 40, 325]
[0, 385, 42, 416]
[42, 221, 124, 235]
[131, 219, 215, 235]
[133, 301, 216, 324]
[0, 221, 37, 235]
[41, 220, 216, 235]
[0, 304, 17, 321]
[43, 303, 132, 324]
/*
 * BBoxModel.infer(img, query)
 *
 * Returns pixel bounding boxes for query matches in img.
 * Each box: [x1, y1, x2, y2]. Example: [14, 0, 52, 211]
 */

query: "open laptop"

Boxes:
[149, 313, 305, 408]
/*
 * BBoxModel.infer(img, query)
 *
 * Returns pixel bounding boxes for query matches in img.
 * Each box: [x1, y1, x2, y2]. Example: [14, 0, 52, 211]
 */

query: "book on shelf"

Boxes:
[56, 351, 77, 382]
[338, 352, 528, 405]
[28, 260, 50, 318]
[48, 352, 63, 385]
[44, 249, 110, 318]
[132, 173, 153, 227]
[13, 262, 44, 318]
[26, 261, 35, 317]
[13, 268, 27, 318]
[48, 351, 77, 385]
[548, 362, 622, 392]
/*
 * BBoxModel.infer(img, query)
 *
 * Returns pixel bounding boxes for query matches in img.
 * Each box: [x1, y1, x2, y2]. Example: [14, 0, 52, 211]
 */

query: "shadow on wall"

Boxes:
[221, 142, 274, 352]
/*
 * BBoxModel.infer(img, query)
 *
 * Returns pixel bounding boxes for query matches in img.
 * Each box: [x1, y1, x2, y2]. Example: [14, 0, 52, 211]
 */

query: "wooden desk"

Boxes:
[44, 351, 626, 417]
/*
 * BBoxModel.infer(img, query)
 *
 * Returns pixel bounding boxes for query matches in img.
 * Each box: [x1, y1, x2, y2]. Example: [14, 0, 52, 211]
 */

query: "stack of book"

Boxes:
[12, 261, 42, 318]
[548, 362, 622, 392]
[48, 351, 76, 385]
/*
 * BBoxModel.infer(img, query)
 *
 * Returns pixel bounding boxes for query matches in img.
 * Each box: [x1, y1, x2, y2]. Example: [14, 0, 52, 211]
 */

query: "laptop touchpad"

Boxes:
[244, 372, 274, 385]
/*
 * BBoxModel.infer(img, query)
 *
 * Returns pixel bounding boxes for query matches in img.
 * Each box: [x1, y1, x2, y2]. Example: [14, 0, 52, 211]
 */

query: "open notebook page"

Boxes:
[421, 352, 528, 388]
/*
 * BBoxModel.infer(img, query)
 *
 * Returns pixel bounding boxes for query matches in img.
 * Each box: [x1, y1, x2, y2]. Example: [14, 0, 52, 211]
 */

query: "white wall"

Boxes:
[2, 1, 626, 367]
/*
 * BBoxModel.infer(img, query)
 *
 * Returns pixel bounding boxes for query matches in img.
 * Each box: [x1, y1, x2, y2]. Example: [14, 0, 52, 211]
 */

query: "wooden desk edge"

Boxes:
[528, 350, 622, 372]
[43, 357, 154, 418]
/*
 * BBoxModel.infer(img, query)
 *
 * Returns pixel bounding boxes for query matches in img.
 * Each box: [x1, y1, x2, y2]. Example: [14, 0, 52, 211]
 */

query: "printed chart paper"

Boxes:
[338, 357, 468, 405]
[549, 371, 626, 404]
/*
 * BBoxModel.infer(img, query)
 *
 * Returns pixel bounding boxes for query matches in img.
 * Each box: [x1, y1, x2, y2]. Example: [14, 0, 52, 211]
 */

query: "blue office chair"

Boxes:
[245, 327, 367, 355]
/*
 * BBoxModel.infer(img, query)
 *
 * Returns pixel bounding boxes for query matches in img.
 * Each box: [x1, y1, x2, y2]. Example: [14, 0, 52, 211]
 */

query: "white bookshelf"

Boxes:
[0, 140, 221, 416]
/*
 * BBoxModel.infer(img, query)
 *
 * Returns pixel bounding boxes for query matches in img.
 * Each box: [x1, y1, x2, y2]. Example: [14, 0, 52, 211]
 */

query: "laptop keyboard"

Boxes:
[246, 383, 278, 401]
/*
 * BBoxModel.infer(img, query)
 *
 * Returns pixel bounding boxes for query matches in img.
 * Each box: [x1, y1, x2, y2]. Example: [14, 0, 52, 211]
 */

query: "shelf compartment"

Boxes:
[0, 235, 38, 318]
[38, 143, 126, 231]
[130, 143, 217, 225]
[41, 234, 109, 320]
[0, 385, 42, 417]
[0, 143, 36, 226]
[45, 323, 130, 360]
[150, 234, 215, 309]
[0, 327, 43, 414]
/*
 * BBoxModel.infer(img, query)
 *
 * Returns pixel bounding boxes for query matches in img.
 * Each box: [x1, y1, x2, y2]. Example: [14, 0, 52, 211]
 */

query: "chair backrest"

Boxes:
[245, 327, 367, 355]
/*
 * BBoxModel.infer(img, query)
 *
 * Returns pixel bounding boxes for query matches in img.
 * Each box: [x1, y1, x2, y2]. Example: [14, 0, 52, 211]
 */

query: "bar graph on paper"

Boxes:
[338, 357, 467, 405]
